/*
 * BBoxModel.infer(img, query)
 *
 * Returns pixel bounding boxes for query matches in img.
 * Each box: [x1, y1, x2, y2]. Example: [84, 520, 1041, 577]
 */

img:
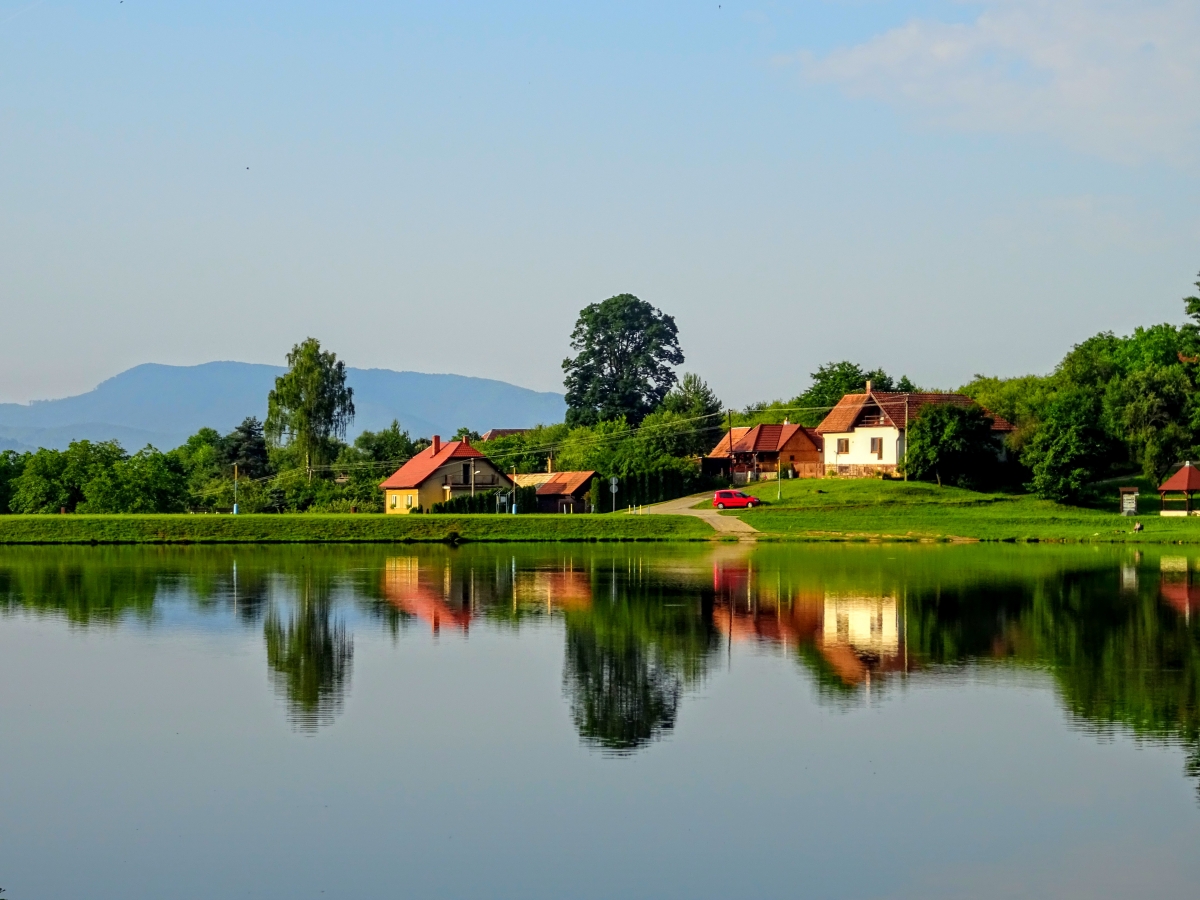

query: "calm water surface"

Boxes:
[2, 543, 1200, 899]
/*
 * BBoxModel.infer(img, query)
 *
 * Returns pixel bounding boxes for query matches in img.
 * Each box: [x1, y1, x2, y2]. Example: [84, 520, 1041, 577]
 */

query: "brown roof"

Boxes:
[379, 436, 509, 489]
[707, 427, 751, 458]
[480, 428, 528, 442]
[816, 391, 1014, 434]
[513, 473, 555, 488]
[730, 423, 818, 454]
[1159, 462, 1200, 493]
[535, 470, 596, 497]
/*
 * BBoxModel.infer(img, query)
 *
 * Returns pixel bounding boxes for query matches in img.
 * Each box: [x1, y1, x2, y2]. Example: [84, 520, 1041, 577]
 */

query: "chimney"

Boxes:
[865, 380, 873, 393]
[432, 435, 441, 454]
[547, 456, 555, 474]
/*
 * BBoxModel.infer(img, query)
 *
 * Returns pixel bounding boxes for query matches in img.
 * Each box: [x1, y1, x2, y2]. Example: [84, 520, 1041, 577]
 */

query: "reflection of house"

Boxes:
[513, 566, 593, 610]
[384, 556, 474, 633]
[1159, 556, 1200, 616]
[380, 435, 513, 513]
[712, 560, 909, 686]
[513, 470, 597, 513]
[705, 424, 823, 483]
[816, 384, 1013, 477]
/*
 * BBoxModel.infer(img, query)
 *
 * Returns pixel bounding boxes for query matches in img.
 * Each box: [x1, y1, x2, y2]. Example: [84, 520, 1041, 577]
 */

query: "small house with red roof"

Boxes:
[705, 422, 823, 483]
[1158, 461, 1200, 515]
[379, 435, 513, 514]
[816, 383, 1014, 477]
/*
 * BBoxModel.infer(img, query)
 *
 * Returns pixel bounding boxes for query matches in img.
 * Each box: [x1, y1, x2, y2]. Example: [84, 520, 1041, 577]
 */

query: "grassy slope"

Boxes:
[0, 513, 713, 545]
[724, 477, 1190, 542]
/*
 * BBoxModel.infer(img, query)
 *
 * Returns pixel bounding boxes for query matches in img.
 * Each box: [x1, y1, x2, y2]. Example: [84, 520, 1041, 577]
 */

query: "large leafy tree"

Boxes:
[266, 339, 355, 480]
[1021, 389, 1114, 501]
[902, 403, 997, 488]
[660, 372, 724, 456]
[0, 450, 25, 514]
[562, 294, 684, 427]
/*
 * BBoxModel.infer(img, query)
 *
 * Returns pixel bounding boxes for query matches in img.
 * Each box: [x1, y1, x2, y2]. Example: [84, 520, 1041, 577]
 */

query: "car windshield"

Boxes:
[735, 492, 748, 498]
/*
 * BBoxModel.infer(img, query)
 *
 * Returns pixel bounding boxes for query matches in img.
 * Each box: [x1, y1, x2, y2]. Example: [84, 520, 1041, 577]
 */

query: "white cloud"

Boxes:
[798, 1, 1200, 164]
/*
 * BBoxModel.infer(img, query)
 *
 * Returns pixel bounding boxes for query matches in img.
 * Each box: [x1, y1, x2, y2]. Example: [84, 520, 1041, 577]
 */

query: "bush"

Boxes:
[902, 403, 998, 488]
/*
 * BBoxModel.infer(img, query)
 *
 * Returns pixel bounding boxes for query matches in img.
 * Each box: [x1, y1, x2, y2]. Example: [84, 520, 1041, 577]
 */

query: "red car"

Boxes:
[713, 490, 760, 510]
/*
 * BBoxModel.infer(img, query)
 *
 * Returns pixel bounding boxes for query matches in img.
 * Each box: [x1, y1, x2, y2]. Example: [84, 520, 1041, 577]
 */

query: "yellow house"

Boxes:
[379, 435, 513, 514]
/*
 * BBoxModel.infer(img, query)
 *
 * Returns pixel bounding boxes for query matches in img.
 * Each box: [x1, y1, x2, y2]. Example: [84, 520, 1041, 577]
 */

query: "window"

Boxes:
[870, 437, 883, 459]
[836, 439, 849, 455]
[405, 494, 413, 508]
[462, 462, 471, 483]
[390, 494, 397, 509]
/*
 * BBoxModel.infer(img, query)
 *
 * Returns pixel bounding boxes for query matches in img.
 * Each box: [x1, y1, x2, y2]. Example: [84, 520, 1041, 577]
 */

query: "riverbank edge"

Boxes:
[0, 513, 716, 545]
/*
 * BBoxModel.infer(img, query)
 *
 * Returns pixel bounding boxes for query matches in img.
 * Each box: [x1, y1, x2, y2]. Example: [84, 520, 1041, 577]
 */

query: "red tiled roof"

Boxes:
[708, 427, 751, 458]
[1159, 462, 1200, 493]
[730, 423, 818, 454]
[816, 391, 1014, 433]
[379, 438, 489, 489]
[535, 470, 596, 497]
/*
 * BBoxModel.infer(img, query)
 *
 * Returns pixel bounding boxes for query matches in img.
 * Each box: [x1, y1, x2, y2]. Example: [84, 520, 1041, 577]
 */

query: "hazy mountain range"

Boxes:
[0, 362, 566, 452]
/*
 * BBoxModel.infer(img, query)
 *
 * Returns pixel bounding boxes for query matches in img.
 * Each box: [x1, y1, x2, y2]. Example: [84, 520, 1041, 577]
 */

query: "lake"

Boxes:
[1, 543, 1199, 899]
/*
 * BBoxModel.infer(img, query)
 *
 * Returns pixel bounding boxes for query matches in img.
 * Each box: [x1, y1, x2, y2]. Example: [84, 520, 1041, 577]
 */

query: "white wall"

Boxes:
[823, 427, 904, 467]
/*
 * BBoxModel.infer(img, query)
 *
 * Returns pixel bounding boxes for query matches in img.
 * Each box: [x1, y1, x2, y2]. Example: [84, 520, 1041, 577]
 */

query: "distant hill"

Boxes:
[0, 362, 566, 452]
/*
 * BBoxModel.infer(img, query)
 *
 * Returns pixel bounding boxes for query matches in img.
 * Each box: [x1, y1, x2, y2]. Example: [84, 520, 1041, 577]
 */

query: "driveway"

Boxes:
[642, 493, 759, 536]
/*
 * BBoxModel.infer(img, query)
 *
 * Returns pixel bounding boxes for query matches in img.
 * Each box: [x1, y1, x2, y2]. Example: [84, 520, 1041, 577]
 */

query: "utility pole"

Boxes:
[726, 408, 734, 484]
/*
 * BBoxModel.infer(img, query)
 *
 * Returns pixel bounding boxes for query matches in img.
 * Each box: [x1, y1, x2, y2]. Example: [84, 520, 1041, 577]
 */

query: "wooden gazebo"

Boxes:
[1158, 461, 1200, 515]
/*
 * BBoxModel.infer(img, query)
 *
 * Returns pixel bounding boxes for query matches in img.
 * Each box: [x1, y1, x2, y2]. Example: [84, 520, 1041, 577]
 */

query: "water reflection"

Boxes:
[264, 572, 353, 730]
[4, 544, 1200, 783]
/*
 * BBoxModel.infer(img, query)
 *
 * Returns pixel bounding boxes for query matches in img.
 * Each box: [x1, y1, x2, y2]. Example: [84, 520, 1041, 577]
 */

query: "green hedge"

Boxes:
[0, 513, 714, 545]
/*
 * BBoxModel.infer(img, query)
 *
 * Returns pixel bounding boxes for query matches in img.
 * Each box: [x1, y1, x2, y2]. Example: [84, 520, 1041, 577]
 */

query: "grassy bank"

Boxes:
[726, 477, 1197, 543]
[0, 513, 713, 545]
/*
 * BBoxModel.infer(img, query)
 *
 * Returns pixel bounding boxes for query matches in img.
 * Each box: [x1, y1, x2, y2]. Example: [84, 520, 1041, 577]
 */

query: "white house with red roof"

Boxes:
[379, 435, 513, 513]
[816, 383, 1014, 477]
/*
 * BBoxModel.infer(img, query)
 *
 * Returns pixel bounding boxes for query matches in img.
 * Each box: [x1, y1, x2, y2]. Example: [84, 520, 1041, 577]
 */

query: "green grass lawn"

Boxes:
[0, 513, 713, 545]
[722, 477, 1188, 542]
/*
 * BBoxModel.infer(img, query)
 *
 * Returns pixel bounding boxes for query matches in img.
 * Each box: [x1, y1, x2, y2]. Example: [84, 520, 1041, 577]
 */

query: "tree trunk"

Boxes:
[936, 469, 942, 488]
[306, 449, 312, 483]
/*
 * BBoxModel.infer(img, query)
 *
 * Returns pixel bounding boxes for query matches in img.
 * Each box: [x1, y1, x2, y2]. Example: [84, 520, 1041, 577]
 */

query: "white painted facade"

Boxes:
[822, 426, 905, 469]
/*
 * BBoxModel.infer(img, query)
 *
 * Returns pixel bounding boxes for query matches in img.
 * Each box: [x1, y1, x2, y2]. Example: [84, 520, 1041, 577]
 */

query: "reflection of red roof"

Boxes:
[817, 391, 1014, 434]
[379, 438, 489, 489]
[1159, 462, 1200, 493]
[535, 470, 596, 497]
[1160, 579, 1200, 615]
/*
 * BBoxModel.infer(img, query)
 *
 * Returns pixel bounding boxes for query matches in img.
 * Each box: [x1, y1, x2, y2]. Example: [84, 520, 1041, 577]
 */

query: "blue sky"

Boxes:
[2, 1, 1198, 407]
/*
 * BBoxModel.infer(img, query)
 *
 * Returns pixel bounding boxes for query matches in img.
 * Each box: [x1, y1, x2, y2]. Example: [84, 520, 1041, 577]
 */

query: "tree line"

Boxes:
[3, 275, 1200, 512]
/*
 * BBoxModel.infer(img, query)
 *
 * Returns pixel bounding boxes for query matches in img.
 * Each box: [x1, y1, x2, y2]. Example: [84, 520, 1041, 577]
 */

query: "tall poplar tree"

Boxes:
[266, 338, 355, 481]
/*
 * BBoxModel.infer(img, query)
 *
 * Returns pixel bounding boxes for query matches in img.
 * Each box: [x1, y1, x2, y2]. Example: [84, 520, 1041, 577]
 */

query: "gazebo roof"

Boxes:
[1158, 462, 1200, 493]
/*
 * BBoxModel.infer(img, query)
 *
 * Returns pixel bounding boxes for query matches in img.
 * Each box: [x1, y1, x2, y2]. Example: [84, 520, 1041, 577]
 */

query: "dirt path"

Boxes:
[642, 493, 759, 537]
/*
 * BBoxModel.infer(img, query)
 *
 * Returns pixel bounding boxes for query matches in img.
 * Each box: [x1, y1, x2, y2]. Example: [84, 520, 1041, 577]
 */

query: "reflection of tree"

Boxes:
[562, 581, 717, 755]
[900, 565, 1200, 793]
[264, 576, 353, 730]
[0, 547, 160, 624]
[565, 626, 682, 754]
